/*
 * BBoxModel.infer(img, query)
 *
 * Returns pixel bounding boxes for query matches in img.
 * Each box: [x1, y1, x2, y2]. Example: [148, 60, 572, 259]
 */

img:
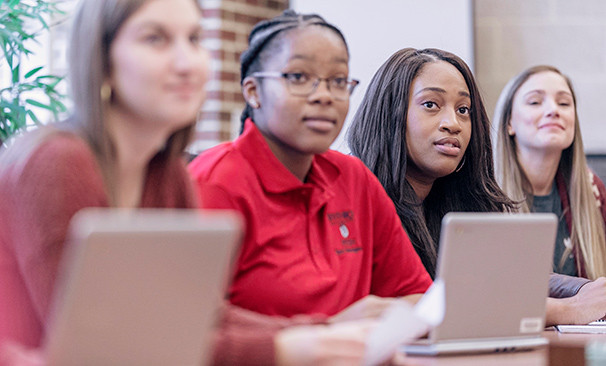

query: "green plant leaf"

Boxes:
[52, 98, 67, 113]
[25, 99, 53, 111]
[11, 64, 19, 83]
[1, 0, 70, 143]
[36, 14, 49, 29]
[24, 66, 44, 79]
[36, 75, 64, 87]
[27, 109, 41, 125]
[36, 75, 61, 80]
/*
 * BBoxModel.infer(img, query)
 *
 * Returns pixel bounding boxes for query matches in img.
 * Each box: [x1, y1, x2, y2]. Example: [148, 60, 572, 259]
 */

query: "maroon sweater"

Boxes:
[0, 132, 197, 348]
[556, 170, 606, 278]
[0, 131, 328, 365]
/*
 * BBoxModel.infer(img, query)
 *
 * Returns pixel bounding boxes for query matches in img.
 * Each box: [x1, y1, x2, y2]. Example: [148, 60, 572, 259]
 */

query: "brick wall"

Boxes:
[192, 0, 289, 153]
[474, 0, 606, 154]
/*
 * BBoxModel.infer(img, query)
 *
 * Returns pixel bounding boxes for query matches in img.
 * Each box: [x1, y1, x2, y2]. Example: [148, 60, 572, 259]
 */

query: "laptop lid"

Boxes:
[430, 212, 557, 342]
[43, 208, 242, 366]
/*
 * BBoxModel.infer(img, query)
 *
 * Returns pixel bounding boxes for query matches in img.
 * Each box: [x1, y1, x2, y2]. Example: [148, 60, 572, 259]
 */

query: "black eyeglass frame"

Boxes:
[250, 71, 359, 100]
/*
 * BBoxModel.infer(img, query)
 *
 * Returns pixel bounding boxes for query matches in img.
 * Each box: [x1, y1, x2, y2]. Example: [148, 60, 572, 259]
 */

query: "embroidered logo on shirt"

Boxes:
[328, 210, 354, 223]
[339, 224, 349, 238]
[328, 210, 361, 255]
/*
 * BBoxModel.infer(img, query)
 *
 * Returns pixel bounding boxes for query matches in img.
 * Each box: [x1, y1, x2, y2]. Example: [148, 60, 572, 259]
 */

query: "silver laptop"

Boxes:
[404, 212, 557, 355]
[43, 208, 242, 366]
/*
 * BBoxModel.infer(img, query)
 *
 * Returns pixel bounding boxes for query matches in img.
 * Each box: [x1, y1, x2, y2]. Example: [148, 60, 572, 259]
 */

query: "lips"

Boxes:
[434, 137, 461, 156]
[165, 82, 202, 97]
[304, 116, 336, 123]
[539, 122, 565, 130]
[303, 116, 337, 132]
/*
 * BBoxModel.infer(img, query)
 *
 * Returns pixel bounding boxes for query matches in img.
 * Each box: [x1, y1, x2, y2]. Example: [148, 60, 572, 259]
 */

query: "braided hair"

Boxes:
[239, 10, 348, 133]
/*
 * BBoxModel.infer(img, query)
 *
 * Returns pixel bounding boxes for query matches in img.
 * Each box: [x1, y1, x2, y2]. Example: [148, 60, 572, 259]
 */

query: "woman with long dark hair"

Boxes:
[349, 48, 511, 276]
[348, 48, 606, 326]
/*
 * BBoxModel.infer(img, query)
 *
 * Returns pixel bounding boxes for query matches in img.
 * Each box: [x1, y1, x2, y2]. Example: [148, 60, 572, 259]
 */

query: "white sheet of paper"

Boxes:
[363, 279, 445, 365]
[414, 279, 445, 327]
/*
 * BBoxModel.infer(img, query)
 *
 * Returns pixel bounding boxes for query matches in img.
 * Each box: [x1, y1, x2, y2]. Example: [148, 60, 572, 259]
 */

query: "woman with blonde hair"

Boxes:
[493, 65, 606, 281]
[0, 0, 209, 348]
[493, 65, 606, 324]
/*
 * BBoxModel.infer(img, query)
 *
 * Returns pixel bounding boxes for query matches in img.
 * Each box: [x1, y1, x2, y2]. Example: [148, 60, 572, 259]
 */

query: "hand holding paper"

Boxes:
[363, 279, 445, 365]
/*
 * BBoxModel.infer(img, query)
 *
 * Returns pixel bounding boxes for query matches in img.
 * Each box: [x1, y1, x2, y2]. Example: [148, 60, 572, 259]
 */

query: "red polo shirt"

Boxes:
[189, 120, 431, 317]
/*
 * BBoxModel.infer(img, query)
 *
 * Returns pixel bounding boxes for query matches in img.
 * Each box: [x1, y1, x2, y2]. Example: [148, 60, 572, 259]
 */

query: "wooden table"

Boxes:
[397, 329, 606, 365]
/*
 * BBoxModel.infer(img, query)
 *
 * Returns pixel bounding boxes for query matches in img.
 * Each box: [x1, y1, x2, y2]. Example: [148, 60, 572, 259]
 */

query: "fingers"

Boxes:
[314, 324, 369, 366]
[275, 320, 382, 366]
[565, 278, 606, 324]
[331, 295, 398, 323]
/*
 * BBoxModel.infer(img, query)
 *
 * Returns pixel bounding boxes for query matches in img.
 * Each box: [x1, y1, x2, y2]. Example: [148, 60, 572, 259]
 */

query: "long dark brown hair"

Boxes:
[348, 48, 513, 277]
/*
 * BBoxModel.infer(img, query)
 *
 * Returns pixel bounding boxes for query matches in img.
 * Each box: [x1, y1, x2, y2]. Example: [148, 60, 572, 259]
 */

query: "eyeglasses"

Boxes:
[250, 72, 359, 101]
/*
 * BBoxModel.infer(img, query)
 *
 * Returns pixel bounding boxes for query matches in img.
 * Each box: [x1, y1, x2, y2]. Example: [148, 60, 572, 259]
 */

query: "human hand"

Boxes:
[274, 320, 374, 366]
[329, 295, 397, 324]
[569, 277, 606, 323]
[547, 277, 606, 325]
[0, 342, 44, 366]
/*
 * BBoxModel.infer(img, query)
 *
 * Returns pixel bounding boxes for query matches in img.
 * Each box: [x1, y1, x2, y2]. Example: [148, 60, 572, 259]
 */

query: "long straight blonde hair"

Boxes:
[493, 65, 606, 279]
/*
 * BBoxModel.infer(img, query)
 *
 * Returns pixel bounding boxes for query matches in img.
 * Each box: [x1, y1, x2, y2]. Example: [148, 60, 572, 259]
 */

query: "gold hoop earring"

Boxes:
[455, 155, 466, 173]
[101, 83, 112, 104]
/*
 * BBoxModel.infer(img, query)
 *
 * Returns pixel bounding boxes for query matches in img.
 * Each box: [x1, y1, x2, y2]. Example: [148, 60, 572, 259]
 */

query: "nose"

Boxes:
[172, 39, 197, 73]
[439, 109, 462, 134]
[307, 79, 333, 104]
[545, 98, 561, 118]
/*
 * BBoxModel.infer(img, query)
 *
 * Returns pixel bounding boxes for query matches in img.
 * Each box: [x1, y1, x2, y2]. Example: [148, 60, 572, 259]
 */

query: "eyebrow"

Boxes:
[414, 87, 470, 98]
[522, 89, 573, 98]
[135, 21, 203, 33]
[289, 54, 349, 64]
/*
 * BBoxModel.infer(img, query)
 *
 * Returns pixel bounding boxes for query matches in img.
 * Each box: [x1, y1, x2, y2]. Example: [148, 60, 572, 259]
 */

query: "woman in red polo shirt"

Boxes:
[189, 10, 432, 365]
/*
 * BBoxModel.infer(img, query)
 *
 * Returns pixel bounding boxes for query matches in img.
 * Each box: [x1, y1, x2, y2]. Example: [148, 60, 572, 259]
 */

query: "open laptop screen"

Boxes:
[44, 208, 241, 366]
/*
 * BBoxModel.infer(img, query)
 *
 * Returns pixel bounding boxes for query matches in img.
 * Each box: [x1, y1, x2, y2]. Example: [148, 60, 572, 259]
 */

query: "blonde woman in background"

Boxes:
[493, 65, 606, 324]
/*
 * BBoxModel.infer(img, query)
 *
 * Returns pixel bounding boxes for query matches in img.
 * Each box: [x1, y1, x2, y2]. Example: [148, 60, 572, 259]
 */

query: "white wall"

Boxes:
[475, 0, 606, 154]
[291, 0, 474, 152]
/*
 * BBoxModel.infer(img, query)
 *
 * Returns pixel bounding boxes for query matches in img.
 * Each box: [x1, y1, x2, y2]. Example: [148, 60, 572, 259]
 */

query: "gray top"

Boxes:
[531, 183, 577, 277]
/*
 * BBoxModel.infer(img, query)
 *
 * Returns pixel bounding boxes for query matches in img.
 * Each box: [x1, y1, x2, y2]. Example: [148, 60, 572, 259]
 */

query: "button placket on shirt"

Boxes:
[304, 185, 334, 272]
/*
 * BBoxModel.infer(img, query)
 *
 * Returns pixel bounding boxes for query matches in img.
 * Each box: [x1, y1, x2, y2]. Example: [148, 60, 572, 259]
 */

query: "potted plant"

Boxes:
[0, 0, 68, 146]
